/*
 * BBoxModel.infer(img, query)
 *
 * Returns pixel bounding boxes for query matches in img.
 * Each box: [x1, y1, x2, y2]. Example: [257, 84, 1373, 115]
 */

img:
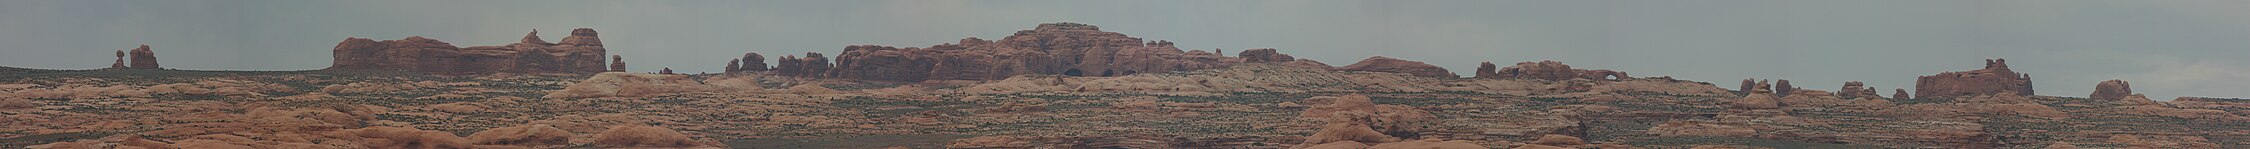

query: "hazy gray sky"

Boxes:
[4, 0, 2247, 99]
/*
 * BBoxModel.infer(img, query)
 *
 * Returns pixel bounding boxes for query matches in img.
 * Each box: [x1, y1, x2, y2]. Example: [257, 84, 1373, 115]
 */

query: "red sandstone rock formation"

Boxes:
[1474, 62, 1499, 79]
[609, 55, 626, 72]
[127, 45, 159, 69]
[659, 67, 674, 74]
[1238, 48, 1295, 63]
[739, 52, 767, 72]
[1337, 56, 1457, 78]
[1894, 88, 1911, 100]
[1483, 60, 1628, 81]
[774, 52, 832, 77]
[1741, 79, 1757, 94]
[110, 50, 126, 69]
[821, 22, 1241, 82]
[1916, 58, 2034, 99]
[1838, 81, 1884, 99]
[724, 59, 741, 73]
[2091, 79, 2132, 100]
[328, 29, 608, 74]
[1775, 79, 1796, 97]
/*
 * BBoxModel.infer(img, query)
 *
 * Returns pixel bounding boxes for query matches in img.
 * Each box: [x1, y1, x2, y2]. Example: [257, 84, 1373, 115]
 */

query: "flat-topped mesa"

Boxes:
[818, 22, 1249, 82]
[2091, 79, 2132, 100]
[328, 28, 609, 74]
[773, 52, 830, 77]
[1915, 58, 2034, 99]
[1481, 60, 1628, 81]
[1337, 56, 1456, 78]
[127, 45, 160, 69]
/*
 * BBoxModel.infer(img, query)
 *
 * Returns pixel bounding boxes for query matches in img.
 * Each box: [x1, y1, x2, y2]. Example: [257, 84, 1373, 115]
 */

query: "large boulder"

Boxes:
[1775, 79, 1795, 97]
[543, 72, 718, 98]
[328, 28, 609, 74]
[1337, 56, 1457, 78]
[2090, 79, 2132, 100]
[127, 44, 160, 69]
[1916, 58, 2034, 99]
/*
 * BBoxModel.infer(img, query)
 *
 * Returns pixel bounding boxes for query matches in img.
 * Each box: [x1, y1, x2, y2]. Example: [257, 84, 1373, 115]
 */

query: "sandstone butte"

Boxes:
[1915, 58, 2034, 99]
[1472, 60, 1629, 81]
[328, 28, 611, 74]
[127, 44, 160, 69]
[726, 22, 1324, 82]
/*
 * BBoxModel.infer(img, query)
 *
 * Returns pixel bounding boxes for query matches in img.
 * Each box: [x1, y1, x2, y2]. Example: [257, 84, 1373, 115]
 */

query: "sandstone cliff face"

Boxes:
[2090, 79, 2132, 100]
[738, 52, 767, 72]
[127, 45, 160, 69]
[820, 22, 1240, 82]
[1915, 59, 2033, 99]
[1337, 56, 1457, 78]
[1474, 62, 1499, 79]
[1481, 60, 1628, 81]
[329, 29, 609, 74]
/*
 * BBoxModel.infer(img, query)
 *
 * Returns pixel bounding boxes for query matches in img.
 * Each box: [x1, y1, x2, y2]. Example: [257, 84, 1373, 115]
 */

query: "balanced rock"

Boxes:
[127, 44, 160, 69]
[1486, 60, 1628, 81]
[2090, 79, 2132, 100]
[328, 28, 608, 74]
[1337, 56, 1457, 78]
[1916, 58, 2034, 99]
[110, 50, 127, 69]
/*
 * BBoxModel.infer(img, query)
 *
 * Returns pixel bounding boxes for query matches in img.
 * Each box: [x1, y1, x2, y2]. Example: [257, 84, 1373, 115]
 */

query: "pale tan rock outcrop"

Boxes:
[544, 72, 718, 98]
[1367, 138, 1489, 149]
[1300, 95, 1433, 135]
[1529, 134, 1585, 146]
[1646, 120, 1756, 137]
[468, 124, 572, 146]
[323, 126, 475, 149]
[592, 125, 717, 148]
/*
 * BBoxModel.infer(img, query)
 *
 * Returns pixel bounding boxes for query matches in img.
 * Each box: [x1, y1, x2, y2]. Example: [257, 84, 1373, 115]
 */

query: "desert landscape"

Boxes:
[2, 22, 2245, 149]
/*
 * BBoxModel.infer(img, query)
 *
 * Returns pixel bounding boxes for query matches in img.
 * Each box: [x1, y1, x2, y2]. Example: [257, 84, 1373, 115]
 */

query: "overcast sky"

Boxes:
[3, 0, 2247, 99]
